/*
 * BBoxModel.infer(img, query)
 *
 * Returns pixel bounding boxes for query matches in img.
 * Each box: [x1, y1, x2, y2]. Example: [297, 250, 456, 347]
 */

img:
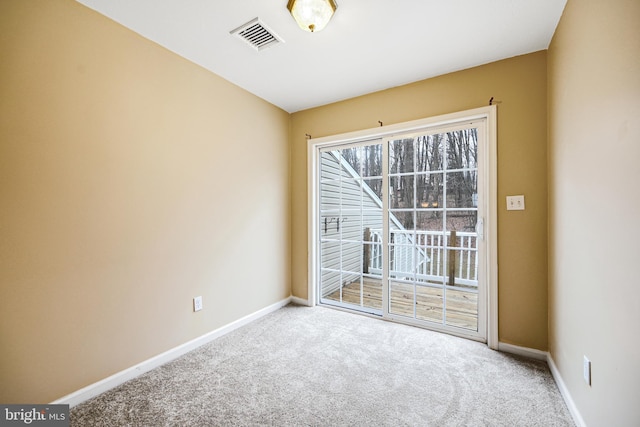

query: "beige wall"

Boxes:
[548, 0, 640, 425]
[9, 2, 638, 421]
[291, 52, 549, 350]
[0, 0, 290, 403]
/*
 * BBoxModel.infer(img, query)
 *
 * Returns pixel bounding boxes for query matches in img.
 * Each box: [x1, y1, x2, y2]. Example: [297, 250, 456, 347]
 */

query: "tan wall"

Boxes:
[548, 0, 640, 425]
[0, 0, 290, 403]
[291, 52, 549, 350]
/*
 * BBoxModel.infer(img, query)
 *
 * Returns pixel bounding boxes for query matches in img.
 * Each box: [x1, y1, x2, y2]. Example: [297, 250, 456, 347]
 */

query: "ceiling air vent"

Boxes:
[230, 18, 283, 52]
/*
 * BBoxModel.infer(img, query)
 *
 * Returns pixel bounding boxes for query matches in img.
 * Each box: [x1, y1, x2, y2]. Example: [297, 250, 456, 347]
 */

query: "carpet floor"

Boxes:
[71, 304, 574, 426]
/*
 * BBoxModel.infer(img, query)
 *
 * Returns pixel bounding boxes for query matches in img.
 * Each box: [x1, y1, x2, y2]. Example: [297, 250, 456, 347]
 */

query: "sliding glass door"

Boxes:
[314, 112, 490, 342]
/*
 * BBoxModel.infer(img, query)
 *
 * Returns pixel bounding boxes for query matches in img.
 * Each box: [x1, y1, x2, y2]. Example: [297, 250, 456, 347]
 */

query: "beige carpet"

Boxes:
[71, 304, 574, 426]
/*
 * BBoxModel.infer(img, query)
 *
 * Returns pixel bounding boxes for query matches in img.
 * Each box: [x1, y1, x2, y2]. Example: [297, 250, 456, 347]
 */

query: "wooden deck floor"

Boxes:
[325, 279, 478, 331]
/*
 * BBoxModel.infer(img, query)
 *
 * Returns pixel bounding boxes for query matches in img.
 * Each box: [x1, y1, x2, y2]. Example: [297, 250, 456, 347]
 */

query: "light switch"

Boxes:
[506, 195, 525, 211]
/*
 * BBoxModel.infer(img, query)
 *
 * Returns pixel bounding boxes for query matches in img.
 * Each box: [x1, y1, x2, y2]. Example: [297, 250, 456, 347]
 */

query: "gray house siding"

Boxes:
[319, 151, 422, 297]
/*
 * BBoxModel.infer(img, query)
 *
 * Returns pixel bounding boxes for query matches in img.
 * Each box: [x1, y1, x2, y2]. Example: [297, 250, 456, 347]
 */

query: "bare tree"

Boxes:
[338, 129, 478, 231]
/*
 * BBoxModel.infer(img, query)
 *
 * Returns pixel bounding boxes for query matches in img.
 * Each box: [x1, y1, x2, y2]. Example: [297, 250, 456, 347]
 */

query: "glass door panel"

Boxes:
[387, 128, 480, 333]
[319, 142, 383, 314]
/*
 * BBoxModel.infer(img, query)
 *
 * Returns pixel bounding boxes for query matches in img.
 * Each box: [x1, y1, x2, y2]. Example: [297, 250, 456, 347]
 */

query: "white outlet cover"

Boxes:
[193, 296, 203, 312]
[583, 355, 591, 385]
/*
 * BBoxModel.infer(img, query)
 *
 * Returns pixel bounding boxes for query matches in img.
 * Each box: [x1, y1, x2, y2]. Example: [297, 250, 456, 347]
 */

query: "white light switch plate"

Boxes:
[506, 195, 525, 210]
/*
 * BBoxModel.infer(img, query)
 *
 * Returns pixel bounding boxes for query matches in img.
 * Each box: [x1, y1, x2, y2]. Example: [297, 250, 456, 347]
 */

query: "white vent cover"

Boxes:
[230, 18, 283, 52]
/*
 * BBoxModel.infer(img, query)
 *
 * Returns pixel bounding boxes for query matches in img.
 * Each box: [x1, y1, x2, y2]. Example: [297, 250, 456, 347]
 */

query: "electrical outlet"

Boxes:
[506, 195, 525, 211]
[193, 296, 203, 312]
[583, 355, 591, 386]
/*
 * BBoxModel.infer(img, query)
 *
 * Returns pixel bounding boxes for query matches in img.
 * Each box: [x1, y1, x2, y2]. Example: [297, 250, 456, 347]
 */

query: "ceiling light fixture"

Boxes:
[287, 0, 337, 33]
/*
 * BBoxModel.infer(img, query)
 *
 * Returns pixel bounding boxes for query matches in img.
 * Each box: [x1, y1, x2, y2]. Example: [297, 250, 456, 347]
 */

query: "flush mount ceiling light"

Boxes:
[287, 0, 337, 33]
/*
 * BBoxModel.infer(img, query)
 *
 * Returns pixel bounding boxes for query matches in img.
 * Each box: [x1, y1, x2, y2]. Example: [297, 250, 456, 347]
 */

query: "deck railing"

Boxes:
[365, 229, 478, 288]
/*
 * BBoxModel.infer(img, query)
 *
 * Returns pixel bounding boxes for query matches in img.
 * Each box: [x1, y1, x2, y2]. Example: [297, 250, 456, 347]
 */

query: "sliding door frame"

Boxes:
[307, 106, 498, 348]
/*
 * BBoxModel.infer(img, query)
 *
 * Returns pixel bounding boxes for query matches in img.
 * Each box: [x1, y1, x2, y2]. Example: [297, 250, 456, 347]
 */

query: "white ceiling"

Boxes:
[76, 0, 567, 113]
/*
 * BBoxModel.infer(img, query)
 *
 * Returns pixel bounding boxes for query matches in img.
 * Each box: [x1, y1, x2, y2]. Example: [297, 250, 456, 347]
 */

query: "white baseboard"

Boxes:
[289, 295, 310, 306]
[51, 296, 292, 407]
[498, 342, 587, 427]
[498, 342, 548, 361]
[498, 343, 586, 427]
[547, 354, 587, 427]
[52, 301, 587, 427]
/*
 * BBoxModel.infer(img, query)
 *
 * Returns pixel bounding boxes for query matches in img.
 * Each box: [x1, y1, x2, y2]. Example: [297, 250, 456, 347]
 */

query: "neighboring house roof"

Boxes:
[328, 150, 405, 231]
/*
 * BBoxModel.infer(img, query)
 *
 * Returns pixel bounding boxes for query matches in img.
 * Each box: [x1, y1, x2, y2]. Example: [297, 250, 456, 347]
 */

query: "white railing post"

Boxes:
[466, 235, 472, 280]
